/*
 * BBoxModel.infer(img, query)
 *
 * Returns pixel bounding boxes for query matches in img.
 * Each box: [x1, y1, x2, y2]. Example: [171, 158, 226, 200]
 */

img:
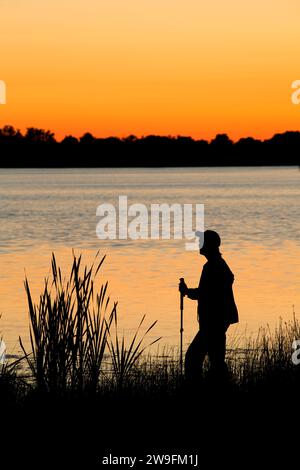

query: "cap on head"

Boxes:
[195, 229, 221, 250]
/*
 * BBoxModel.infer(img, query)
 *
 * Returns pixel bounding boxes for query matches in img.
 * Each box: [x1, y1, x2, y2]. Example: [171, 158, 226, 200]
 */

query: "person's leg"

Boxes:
[184, 329, 207, 384]
[207, 328, 228, 381]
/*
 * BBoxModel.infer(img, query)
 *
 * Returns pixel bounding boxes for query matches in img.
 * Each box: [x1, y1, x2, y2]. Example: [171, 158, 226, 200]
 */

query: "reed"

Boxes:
[19, 252, 116, 394]
[19, 252, 161, 396]
[226, 316, 300, 392]
[106, 313, 161, 389]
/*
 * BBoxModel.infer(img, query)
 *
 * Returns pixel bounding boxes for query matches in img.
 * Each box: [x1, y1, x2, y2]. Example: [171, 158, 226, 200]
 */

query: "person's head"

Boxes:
[196, 230, 221, 259]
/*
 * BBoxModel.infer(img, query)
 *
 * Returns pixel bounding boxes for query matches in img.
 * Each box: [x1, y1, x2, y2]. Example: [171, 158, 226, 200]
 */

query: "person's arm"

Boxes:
[186, 288, 200, 300]
[179, 280, 200, 300]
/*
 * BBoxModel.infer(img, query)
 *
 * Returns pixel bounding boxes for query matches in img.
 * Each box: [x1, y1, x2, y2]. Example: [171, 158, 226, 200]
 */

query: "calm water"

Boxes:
[0, 167, 299, 354]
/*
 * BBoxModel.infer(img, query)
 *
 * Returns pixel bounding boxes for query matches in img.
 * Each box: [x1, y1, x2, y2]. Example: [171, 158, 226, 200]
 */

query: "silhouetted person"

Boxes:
[179, 230, 238, 385]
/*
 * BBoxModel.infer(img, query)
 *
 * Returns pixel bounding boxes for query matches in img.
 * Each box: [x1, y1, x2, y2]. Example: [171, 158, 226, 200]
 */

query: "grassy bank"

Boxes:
[1, 253, 300, 466]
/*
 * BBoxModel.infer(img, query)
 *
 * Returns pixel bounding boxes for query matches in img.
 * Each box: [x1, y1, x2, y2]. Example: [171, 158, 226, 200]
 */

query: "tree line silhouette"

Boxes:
[0, 125, 299, 167]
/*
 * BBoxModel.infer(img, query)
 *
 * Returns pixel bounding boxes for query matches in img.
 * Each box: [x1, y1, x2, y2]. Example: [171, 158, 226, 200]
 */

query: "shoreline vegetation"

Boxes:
[0, 125, 300, 166]
[1, 253, 300, 464]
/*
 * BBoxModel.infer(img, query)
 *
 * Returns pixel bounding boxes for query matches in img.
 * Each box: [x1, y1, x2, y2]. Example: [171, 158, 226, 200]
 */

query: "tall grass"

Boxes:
[0, 315, 26, 401]
[20, 252, 116, 394]
[19, 252, 161, 395]
[227, 316, 300, 391]
[107, 313, 161, 388]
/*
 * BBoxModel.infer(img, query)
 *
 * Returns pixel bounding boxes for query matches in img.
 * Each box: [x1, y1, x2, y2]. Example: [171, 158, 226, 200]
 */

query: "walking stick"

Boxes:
[179, 278, 185, 375]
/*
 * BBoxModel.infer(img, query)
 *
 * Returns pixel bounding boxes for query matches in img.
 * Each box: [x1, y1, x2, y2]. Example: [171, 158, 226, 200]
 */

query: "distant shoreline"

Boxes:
[1, 126, 300, 166]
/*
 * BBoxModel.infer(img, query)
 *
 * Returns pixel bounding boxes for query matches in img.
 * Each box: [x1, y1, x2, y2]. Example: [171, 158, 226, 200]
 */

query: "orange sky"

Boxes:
[1, 0, 300, 140]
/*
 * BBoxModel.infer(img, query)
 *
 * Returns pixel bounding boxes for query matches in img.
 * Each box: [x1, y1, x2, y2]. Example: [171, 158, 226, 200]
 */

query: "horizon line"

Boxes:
[1, 124, 300, 144]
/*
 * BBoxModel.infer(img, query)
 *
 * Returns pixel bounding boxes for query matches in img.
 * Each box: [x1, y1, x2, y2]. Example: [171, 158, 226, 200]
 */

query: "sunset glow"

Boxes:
[1, 0, 300, 139]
